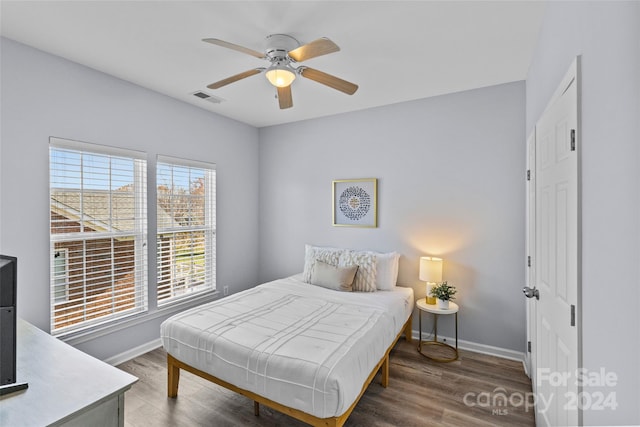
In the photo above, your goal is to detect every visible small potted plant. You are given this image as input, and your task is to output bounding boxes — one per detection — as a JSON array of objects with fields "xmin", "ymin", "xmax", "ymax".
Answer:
[{"xmin": 430, "ymin": 281, "xmax": 457, "ymax": 309}]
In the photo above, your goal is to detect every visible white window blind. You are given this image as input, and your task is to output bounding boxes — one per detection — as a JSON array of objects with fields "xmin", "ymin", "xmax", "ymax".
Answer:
[
  {"xmin": 49, "ymin": 137, "xmax": 148, "ymax": 335},
  {"xmin": 156, "ymin": 155, "xmax": 216, "ymax": 305}
]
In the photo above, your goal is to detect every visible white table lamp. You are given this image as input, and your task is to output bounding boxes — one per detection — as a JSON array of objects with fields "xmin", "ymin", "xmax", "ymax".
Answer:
[{"xmin": 420, "ymin": 256, "xmax": 443, "ymax": 305}]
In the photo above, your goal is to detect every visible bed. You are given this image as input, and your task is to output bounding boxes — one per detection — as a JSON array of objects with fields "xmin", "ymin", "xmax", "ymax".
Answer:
[{"xmin": 161, "ymin": 248, "xmax": 414, "ymax": 427}]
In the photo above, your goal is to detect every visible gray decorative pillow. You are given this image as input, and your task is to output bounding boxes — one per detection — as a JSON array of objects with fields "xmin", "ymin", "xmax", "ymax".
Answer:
[
  {"xmin": 340, "ymin": 250, "xmax": 377, "ymax": 292},
  {"xmin": 309, "ymin": 260, "xmax": 358, "ymax": 292},
  {"xmin": 303, "ymin": 244, "xmax": 344, "ymax": 283}
]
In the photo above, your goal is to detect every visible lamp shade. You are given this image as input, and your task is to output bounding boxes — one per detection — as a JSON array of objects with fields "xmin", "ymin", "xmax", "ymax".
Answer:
[
  {"xmin": 265, "ymin": 66, "xmax": 296, "ymax": 88},
  {"xmin": 419, "ymin": 256, "xmax": 443, "ymax": 282}
]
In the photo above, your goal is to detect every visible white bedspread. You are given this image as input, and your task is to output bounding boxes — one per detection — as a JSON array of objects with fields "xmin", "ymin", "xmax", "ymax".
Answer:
[{"xmin": 161, "ymin": 275, "xmax": 414, "ymax": 419}]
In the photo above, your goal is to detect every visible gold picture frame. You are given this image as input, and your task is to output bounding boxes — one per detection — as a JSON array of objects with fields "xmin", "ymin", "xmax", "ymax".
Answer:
[{"xmin": 332, "ymin": 178, "xmax": 378, "ymax": 227}]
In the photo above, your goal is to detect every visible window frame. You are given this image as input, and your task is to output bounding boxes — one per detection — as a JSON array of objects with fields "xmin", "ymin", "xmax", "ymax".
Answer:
[
  {"xmin": 156, "ymin": 155, "xmax": 216, "ymax": 306},
  {"xmin": 49, "ymin": 137, "xmax": 148, "ymax": 336}
]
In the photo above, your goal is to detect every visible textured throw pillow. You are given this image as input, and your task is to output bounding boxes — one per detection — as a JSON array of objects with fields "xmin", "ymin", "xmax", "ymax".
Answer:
[
  {"xmin": 302, "ymin": 244, "xmax": 344, "ymax": 283},
  {"xmin": 309, "ymin": 260, "xmax": 358, "ymax": 292},
  {"xmin": 374, "ymin": 252, "xmax": 400, "ymax": 291},
  {"xmin": 340, "ymin": 250, "xmax": 377, "ymax": 292}
]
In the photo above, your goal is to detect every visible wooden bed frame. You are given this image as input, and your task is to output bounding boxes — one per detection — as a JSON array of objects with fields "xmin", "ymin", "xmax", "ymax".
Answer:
[{"xmin": 167, "ymin": 316, "xmax": 412, "ymax": 427}]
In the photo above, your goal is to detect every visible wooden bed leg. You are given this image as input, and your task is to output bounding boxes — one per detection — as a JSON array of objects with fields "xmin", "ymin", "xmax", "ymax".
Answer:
[
  {"xmin": 167, "ymin": 355, "xmax": 180, "ymax": 398},
  {"xmin": 404, "ymin": 316, "xmax": 413, "ymax": 343},
  {"xmin": 254, "ymin": 401, "xmax": 260, "ymax": 416},
  {"xmin": 381, "ymin": 354, "xmax": 389, "ymax": 388}
]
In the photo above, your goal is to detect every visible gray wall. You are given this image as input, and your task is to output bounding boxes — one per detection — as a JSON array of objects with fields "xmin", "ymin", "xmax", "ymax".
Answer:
[
  {"xmin": 258, "ymin": 81, "xmax": 526, "ymax": 352},
  {"xmin": 0, "ymin": 37, "xmax": 260, "ymax": 360},
  {"xmin": 526, "ymin": 2, "xmax": 640, "ymax": 425}
]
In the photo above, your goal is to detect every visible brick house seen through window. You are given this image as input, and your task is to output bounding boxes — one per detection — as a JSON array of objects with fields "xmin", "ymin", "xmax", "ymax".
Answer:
[{"xmin": 50, "ymin": 190, "xmax": 177, "ymax": 331}]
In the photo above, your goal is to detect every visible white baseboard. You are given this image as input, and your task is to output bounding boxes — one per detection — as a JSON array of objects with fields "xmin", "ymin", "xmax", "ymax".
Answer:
[
  {"xmin": 411, "ymin": 330, "xmax": 525, "ymax": 363},
  {"xmin": 104, "ymin": 338, "xmax": 163, "ymax": 366}
]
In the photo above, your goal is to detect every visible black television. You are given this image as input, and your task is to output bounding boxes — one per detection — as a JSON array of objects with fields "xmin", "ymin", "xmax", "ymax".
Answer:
[{"xmin": 0, "ymin": 255, "xmax": 28, "ymax": 395}]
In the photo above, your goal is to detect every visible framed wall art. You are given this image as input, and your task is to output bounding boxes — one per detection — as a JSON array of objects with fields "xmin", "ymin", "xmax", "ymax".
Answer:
[{"xmin": 332, "ymin": 178, "xmax": 377, "ymax": 227}]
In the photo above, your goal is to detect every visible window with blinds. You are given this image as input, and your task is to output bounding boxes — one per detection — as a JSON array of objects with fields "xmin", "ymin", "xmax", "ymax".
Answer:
[
  {"xmin": 156, "ymin": 156, "xmax": 216, "ymax": 305},
  {"xmin": 49, "ymin": 137, "xmax": 148, "ymax": 335}
]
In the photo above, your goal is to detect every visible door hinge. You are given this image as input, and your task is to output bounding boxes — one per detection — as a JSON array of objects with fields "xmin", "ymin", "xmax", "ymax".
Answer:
[
  {"xmin": 526, "ymin": 169, "xmax": 530, "ymax": 181},
  {"xmin": 570, "ymin": 129, "xmax": 576, "ymax": 151},
  {"xmin": 527, "ymin": 256, "xmax": 531, "ymax": 267},
  {"xmin": 571, "ymin": 304, "xmax": 576, "ymax": 326},
  {"xmin": 527, "ymin": 341, "xmax": 531, "ymax": 353}
]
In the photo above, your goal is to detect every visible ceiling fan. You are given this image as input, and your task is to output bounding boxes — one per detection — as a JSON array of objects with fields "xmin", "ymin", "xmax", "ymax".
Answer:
[{"xmin": 203, "ymin": 34, "xmax": 359, "ymax": 109}]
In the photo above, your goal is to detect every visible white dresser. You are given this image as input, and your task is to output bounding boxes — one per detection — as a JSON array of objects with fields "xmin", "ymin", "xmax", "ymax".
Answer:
[{"xmin": 0, "ymin": 319, "xmax": 137, "ymax": 426}]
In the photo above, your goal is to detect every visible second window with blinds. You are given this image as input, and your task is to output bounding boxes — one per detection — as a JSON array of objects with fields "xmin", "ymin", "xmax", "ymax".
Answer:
[{"xmin": 156, "ymin": 156, "xmax": 216, "ymax": 305}]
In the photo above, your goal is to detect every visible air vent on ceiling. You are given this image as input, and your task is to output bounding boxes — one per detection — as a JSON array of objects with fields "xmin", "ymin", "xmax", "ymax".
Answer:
[{"xmin": 191, "ymin": 91, "xmax": 224, "ymax": 104}]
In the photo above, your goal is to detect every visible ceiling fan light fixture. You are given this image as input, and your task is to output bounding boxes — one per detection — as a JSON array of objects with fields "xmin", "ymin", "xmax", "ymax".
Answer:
[
  {"xmin": 265, "ymin": 66, "xmax": 296, "ymax": 88},
  {"xmin": 204, "ymin": 35, "xmax": 358, "ymax": 108}
]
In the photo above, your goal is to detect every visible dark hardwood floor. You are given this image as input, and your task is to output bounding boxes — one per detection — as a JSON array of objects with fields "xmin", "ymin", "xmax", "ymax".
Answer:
[{"xmin": 117, "ymin": 340, "xmax": 535, "ymax": 426}]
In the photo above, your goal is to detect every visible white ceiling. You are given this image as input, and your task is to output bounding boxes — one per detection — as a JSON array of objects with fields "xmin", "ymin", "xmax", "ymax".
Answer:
[{"xmin": 1, "ymin": 1, "xmax": 546, "ymax": 128}]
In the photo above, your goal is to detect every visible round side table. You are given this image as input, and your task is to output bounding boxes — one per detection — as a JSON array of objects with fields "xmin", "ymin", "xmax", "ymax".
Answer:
[{"xmin": 416, "ymin": 298, "xmax": 459, "ymax": 362}]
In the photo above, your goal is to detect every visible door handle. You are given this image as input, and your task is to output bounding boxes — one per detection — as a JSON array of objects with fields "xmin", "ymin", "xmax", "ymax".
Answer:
[{"xmin": 523, "ymin": 286, "xmax": 539, "ymax": 300}]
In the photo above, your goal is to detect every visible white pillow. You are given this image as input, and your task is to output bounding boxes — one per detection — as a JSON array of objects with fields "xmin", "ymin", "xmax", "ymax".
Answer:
[
  {"xmin": 303, "ymin": 244, "xmax": 344, "ymax": 283},
  {"xmin": 374, "ymin": 251, "xmax": 400, "ymax": 291},
  {"xmin": 309, "ymin": 260, "xmax": 358, "ymax": 292},
  {"xmin": 340, "ymin": 250, "xmax": 377, "ymax": 292}
]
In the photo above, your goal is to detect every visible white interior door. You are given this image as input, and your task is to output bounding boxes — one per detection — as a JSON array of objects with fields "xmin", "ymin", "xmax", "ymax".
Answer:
[
  {"xmin": 525, "ymin": 131, "xmax": 537, "ymax": 386},
  {"xmin": 533, "ymin": 59, "xmax": 580, "ymax": 426}
]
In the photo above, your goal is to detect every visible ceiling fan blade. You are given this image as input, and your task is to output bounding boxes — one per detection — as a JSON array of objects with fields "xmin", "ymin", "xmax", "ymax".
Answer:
[
  {"xmin": 288, "ymin": 38, "xmax": 340, "ymax": 62},
  {"xmin": 277, "ymin": 86, "xmax": 293, "ymax": 109},
  {"xmin": 207, "ymin": 68, "xmax": 264, "ymax": 89},
  {"xmin": 202, "ymin": 38, "xmax": 265, "ymax": 59},
  {"xmin": 299, "ymin": 67, "xmax": 358, "ymax": 95}
]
